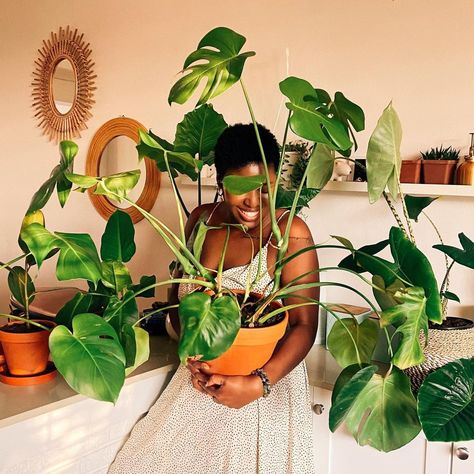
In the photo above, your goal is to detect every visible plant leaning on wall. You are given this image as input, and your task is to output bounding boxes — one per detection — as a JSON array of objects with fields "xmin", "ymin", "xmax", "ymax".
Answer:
[{"xmin": 320, "ymin": 105, "xmax": 474, "ymax": 450}]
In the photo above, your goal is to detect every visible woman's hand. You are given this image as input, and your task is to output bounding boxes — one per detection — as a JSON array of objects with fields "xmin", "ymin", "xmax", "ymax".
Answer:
[{"xmin": 186, "ymin": 359, "xmax": 211, "ymax": 395}]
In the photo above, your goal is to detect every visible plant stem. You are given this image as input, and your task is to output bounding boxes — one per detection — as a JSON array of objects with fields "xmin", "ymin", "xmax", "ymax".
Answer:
[
  {"xmin": 172, "ymin": 175, "xmax": 190, "ymax": 218},
  {"xmin": 132, "ymin": 303, "xmax": 179, "ymax": 327},
  {"xmin": 272, "ymin": 111, "xmax": 291, "ymax": 209},
  {"xmin": 164, "ymin": 152, "xmax": 186, "ymax": 244},
  {"xmin": 382, "ymin": 191, "xmax": 408, "ymax": 237},
  {"xmin": 396, "ymin": 179, "xmax": 416, "ymax": 244},
  {"xmin": 198, "ymin": 172, "xmax": 202, "ymax": 207},
  {"xmin": 0, "ymin": 253, "xmax": 30, "ymax": 272},
  {"xmin": 216, "ymin": 226, "xmax": 230, "ymax": 294},
  {"xmin": 0, "ymin": 313, "xmax": 50, "ymax": 331}
]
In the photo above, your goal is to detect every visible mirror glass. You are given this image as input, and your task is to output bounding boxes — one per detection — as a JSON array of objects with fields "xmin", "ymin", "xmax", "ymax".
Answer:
[
  {"xmin": 52, "ymin": 58, "xmax": 76, "ymax": 114},
  {"xmin": 99, "ymin": 136, "xmax": 146, "ymax": 208}
]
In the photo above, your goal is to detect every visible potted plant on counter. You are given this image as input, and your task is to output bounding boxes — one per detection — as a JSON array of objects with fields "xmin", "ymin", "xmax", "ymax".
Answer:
[{"xmin": 421, "ymin": 145, "xmax": 459, "ymax": 184}]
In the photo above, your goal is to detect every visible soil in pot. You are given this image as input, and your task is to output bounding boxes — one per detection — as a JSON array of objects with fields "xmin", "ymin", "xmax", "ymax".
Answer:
[{"xmin": 238, "ymin": 292, "xmax": 285, "ymax": 328}]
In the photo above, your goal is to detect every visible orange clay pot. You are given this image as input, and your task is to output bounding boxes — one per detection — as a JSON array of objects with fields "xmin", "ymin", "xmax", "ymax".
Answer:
[
  {"xmin": 206, "ymin": 291, "xmax": 289, "ymax": 376},
  {"xmin": 0, "ymin": 320, "xmax": 54, "ymax": 376}
]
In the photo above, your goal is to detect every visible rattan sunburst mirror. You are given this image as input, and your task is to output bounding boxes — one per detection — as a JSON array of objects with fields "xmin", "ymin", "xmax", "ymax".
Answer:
[{"xmin": 32, "ymin": 26, "xmax": 96, "ymax": 142}]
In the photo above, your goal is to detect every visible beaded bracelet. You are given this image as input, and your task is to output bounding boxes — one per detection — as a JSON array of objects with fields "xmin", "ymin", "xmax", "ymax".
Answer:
[{"xmin": 252, "ymin": 368, "xmax": 271, "ymax": 398}]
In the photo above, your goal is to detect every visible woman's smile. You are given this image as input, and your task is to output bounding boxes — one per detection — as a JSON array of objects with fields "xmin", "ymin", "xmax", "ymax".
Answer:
[{"xmin": 236, "ymin": 207, "xmax": 260, "ymax": 222}]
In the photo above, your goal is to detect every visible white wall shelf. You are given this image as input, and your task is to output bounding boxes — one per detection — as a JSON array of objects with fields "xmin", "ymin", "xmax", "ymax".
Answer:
[{"xmin": 324, "ymin": 181, "xmax": 474, "ymax": 197}]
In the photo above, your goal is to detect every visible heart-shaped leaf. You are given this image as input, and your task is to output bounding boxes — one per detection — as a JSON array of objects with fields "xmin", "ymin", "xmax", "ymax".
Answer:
[
  {"xmin": 306, "ymin": 144, "xmax": 336, "ymax": 189},
  {"xmin": 279, "ymin": 77, "xmax": 352, "ymax": 151},
  {"xmin": 56, "ymin": 291, "xmax": 103, "ymax": 329},
  {"xmin": 434, "ymin": 233, "xmax": 474, "ymax": 269},
  {"xmin": 125, "ymin": 327, "xmax": 150, "ymax": 376},
  {"xmin": 178, "ymin": 292, "xmax": 240, "ymax": 363},
  {"xmin": 8, "ymin": 266, "xmax": 35, "ymax": 308},
  {"xmin": 100, "ymin": 210, "xmax": 136, "ymax": 263},
  {"xmin": 49, "ymin": 313, "xmax": 126, "ymax": 403},
  {"xmin": 405, "ymin": 195, "xmax": 438, "ymax": 222},
  {"xmin": 418, "ymin": 358, "xmax": 474, "ymax": 442},
  {"xmin": 168, "ymin": 27, "xmax": 255, "ymax": 106},
  {"xmin": 223, "ymin": 174, "xmax": 266, "ymax": 195},
  {"xmin": 327, "ymin": 318, "xmax": 378, "ymax": 368},
  {"xmin": 366, "ymin": 103, "xmax": 402, "ymax": 203}
]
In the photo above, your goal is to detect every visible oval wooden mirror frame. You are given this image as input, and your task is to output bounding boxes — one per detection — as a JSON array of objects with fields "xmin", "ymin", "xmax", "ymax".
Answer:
[
  {"xmin": 86, "ymin": 117, "xmax": 161, "ymax": 224},
  {"xmin": 32, "ymin": 26, "xmax": 96, "ymax": 142}
]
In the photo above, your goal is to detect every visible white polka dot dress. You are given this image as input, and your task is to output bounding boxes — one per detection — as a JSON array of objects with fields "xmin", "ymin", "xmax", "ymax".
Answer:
[{"xmin": 109, "ymin": 243, "xmax": 315, "ymax": 474}]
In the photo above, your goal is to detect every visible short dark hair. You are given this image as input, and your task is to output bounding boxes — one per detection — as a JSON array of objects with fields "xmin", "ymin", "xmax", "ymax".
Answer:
[{"xmin": 214, "ymin": 123, "xmax": 280, "ymax": 182}]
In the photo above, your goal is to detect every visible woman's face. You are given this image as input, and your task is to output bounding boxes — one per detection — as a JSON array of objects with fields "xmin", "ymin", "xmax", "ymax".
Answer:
[{"xmin": 222, "ymin": 163, "xmax": 276, "ymax": 231}]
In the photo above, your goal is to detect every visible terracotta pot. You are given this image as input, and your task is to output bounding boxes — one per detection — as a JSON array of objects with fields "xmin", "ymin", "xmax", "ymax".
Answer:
[
  {"xmin": 206, "ymin": 291, "xmax": 289, "ymax": 376},
  {"xmin": 0, "ymin": 320, "xmax": 54, "ymax": 376},
  {"xmin": 400, "ymin": 160, "xmax": 421, "ymax": 183},
  {"xmin": 422, "ymin": 160, "xmax": 457, "ymax": 184}
]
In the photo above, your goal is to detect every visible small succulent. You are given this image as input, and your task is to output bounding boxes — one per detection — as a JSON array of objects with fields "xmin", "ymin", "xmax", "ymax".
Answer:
[{"xmin": 421, "ymin": 145, "xmax": 460, "ymax": 161}]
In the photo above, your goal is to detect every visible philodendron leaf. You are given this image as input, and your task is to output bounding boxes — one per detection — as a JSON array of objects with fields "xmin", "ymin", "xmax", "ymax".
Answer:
[
  {"xmin": 306, "ymin": 144, "xmax": 335, "ymax": 189},
  {"xmin": 366, "ymin": 103, "xmax": 402, "ymax": 203},
  {"xmin": 223, "ymin": 174, "xmax": 266, "ymax": 195},
  {"xmin": 18, "ymin": 210, "xmax": 45, "ymax": 255},
  {"xmin": 125, "ymin": 327, "xmax": 150, "ymax": 376},
  {"xmin": 103, "ymin": 292, "xmax": 139, "ymax": 336},
  {"xmin": 327, "ymin": 318, "xmax": 378, "ymax": 368},
  {"xmin": 65, "ymin": 172, "xmax": 99, "ymax": 189},
  {"xmin": 405, "ymin": 195, "xmax": 438, "ymax": 222},
  {"xmin": 372, "ymin": 275, "xmax": 406, "ymax": 311},
  {"xmin": 380, "ymin": 286, "xmax": 428, "ymax": 369},
  {"xmin": 418, "ymin": 358, "xmax": 474, "ymax": 442},
  {"xmin": 178, "ymin": 292, "xmax": 240, "ymax": 363},
  {"xmin": 434, "ymin": 232, "xmax": 474, "ymax": 269},
  {"xmin": 390, "ymin": 226, "xmax": 442, "ymax": 323},
  {"xmin": 130, "ymin": 275, "xmax": 157, "ymax": 298},
  {"xmin": 121, "ymin": 322, "xmax": 137, "ymax": 368},
  {"xmin": 55, "ymin": 292, "xmax": 103, "ymax": 329},
  {"xmin": 192, "ymin": 221, "xmax": 221, "ymax": 262},
  {"xmin": 8, "ymin": 266, "xmax": 35, "ymax": 307},
  {"xmin": 275, "ymin": 186, "xmax": 319, "ymax": 211},
  {"xmin": 279, "ymin": 77, "xmax": 352, "ymax": 151},
  {"xmin": 101, "ymin": 261, "xmax": 132, "ymax": 294},
  {"xmin": 441, "ymin": 290, "xmax": 460, "ymax": 302},
  {"xmin": 49, "ymin": 313, "xmax": 126, "ymax": 403},
  {"xmin": 95, "ymin": 170, "xmax": 141, "ymax": 203},
  {"xmin": 101, "ymin": 210, "xmax": 136, "ymax": 263},
  {"xmin": 168, "ymin": 27, "xmax": 255, "ymax": 106},
  {"xmin": 59, "ymin": 140, "xmax": 79, "ymax": 166},
  {"xmin": 27, "ymin": 166, "xmax": 61, "ymax": 214},
  {"xmin": 333, "ymin": 367, "xmax": 420, "ymax": 452},
  {"xmin": 174, "ymin": 104, "xmax": 228, "ymax": 164},
  {"xmin": 137, "ymin": 129, "xmax": 201, "ymax": 180}
]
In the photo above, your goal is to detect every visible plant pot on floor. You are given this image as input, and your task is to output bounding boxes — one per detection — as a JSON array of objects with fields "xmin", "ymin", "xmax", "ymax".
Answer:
[
  {"xmin": 422, "ymin": 160, "xmax": 457, "ymax": 184},
  {"xmin": 400, "ymin": 160, "xmax": 421, "ymax": 183},
  {"xmin": 404, "ymin": 316, "xmax": 474, "ymax": 391},
  {"xmin": 0, "ymin": 319, "xmax": 55, "ymax": 382}
]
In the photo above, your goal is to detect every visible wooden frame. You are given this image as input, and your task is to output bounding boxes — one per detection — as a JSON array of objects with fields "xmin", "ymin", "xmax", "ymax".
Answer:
[
  {"xmin": 86, "ymin": 117, "xmax": 161, "ymax": 223},
  {"xmin": 32, "ymin": 26, "xmax": 96, "ymax": 142}
]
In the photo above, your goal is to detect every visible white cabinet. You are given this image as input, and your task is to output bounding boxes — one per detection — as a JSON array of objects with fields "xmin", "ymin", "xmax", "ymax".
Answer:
[{"xmin": 311, "ymin": 386, "xmax": 473, "ymax": 474}]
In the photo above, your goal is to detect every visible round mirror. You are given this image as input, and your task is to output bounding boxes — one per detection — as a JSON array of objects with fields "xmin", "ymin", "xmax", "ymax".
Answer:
[
  {"xmin": 52, "ymin": 58, "xmax": 76, "ymax": 115},
  {"xmin": 99, "ymin": 135, "xmax": 146, "ymax": 208},
  {"xmin": 86, "ymin": 117, "xmax": 160, "ymax": 223}
]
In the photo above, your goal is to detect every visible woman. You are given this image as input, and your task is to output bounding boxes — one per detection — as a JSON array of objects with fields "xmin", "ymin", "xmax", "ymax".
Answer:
[{"xmin": 109, "ymin": 123, "xmax": 319, "ymax": 474}]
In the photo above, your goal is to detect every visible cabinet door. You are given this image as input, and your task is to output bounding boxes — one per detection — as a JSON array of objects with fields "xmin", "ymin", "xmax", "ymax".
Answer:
[{"xmin": 451, "ymin": 441, "xmax": 474, "ymax": 474}]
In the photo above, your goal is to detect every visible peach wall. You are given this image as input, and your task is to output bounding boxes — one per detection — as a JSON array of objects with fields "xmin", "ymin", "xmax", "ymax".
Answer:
[{"xmin": 0, "ymin": 0, "xmax": 473, "ymax": 317}]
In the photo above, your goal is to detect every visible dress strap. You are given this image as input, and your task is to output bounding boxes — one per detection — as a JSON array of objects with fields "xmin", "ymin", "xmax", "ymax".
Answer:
[{"xmin": 205, "ymin": 201, "xmax": 222, "ymax": 225}]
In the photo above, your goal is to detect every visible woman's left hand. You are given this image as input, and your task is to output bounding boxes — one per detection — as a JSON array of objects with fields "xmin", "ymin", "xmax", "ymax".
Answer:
[{"xmin": 198, "ymin": 373, "xmax": 264, "ymax": 409}]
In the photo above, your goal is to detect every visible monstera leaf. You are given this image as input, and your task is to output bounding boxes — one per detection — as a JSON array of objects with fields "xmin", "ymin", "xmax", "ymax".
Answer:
[
  {"xmin": 174, "ymin": 104, "xmax": 228, "ymax": 164},
  {"xmin": 330, "ymin": 365, "xmax": 420, "ymax": 452},
  {"xmin": 137, "ymin": 130, "xmax": 202, "ymax": 180},
  {"xmin": 49, "ymin": 313, "xmax": 126, "ymax": 403},
  {"xmin": 434, "ymin": 233, "xmax": 474, "ymax": 269},
  {"xmin": 380, "ymin": 286, "xmax": 428, "ymax": 369},
  {"xmin": 55, "ymin": 292, "xmax": 104, "ymax": 329},
  {"xmin": 418, "ymin": 358, "xmax": 474, "ymax": 442},
  {"xmin": 279, "ymin": 77, "xmax": 352, "ymax": 151},
  {"xmin": 306, "ymin": 144, "xmax": 336, "ymax": 189},
  {"xmin": 100, "ymin": 210, "xmax": 136, "ymax": 263},
  {"xmin": 168, "ymin": 27, "xmax": 255, "ymax": 106},
  {"xmin": 178, "ymin": 292, "xmax": 240, "ymax": 363},
  {"xmin": 366, "ymin": 103, "xmax": 402, "ymax": 203},
  {"xmin": 327, "ymin": 318, "xmax": 379, "ymax": 368}
]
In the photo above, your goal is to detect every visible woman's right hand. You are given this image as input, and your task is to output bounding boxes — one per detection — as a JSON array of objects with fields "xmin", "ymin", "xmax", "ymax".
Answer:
[{"xmin": 186, "ymin": 359, "xmax": 212, "ymax": 395}]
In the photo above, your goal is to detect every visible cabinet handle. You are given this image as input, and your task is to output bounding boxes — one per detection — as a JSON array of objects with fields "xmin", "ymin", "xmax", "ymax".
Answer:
[
  {"xmin": 312, "ymin": 403, "xmax": 324, "ymax": 415},
  {"xmin": 455, "ymin": 447, "xmax": 469, "ymax": 460}
]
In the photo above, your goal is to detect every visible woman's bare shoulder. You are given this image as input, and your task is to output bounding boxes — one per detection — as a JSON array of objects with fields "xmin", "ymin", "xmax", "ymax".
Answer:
[{"xmin": 278, "ymin": 212, "xmax": 314, "ymax": 244}]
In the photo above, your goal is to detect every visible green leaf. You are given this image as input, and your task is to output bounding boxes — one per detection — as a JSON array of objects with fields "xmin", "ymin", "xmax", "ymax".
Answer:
[
  {"xmin": 275, "ymin": 186, "xmax": 319, "ymax": 210},
  {"xmin": 337, "ymin": 367, "xmax": 421, "ymax": 452},
  {"xmin": 418, "ymin": 358, "xmax": 474, "ymax": 442},
  {"xmin": 331, "ymin": 235, "xmax": 355, "ymax": 251},
  {"xmin": 329, "ymin": 364, "xmax": 377, "ymax": 430},
  {"xmin": 390, "ymin": 227, "xmax": 442, "ymax": 323},
  {"xmin": 192, "ymin": 221, "xmax": 220, "ymax": 262},
  {"xmin": 441, "ymin": 290, "xmax": 460, "ymax": 303},
  {"xmin": 434, "ymin": 232, "xmax": 474, "ymax": 269},
  {"xmin": 130, "ymin": 275, "xmax": 157, "ymax": 298},
  {"xmin": 101, "ymin": 261, "xmax": 132, "ymax": 294},
  {"xmin": 20, "ymin": 223, "xmax": 60, "ymax": 268},
  {"xmin": 137, "ymin": 130, "xmax": 201, "ymax": 180},
  {"xmin": 380, "ymin": 286, "xmax": 428, "ymax": 369},
  {"xmin": 101, "ymin": 210, "xmax": 136, "ymax": 263},
  {"xmin": 168, "ymin": 27, "xmax": 255, "ymax": 106},
  {"xmin": 27, "ymin": 166, "xmax": 61, "ymax": 214},
  {"xmin": 125, "ymin": 327, "xmax": 150, "ymax": 376},
  {"xmin": 95, "ymin": 170, "xmax": 141, "ymax": 203},
  {"xmin": 18, "ymin": 210, "xmax": 45, "ymax": 255},
  {"xmin": 103, "ymin": 292, "xmax": 139, "ymax": 335},
  {"xmin": 279, "ymin": 77, "xmax": 352, "ymax": 151},
  {"xmin": 306, "ymin": 144, "xmax": 336, "ymax": 189},
  {"xmin": 8, "ymin": 266, "xmax": 35, "ymax": 307},
  {"xmin": 174, "ymin": 104, "xmax": 228, "ymax": 163},
  {"xmin": 223, "ymin": 174, "xmax": 265, "ymax": 195},
  {"xmin": 366, "ymin": 103, "xmax": 402, "ymax": 203},
  {"xmin": 327, "ymin": 318, "xmax": 378, "ymax": 368},
  {"xmin": 49, "ymin": 313, "xmax": 126, "ymax": 403},
  {"xmin": 65, "ymin": 172, "xmax": 99, "ymax": 189},
  {"xmin": 178, "ymin": 292, "xmax": 240, "ymax": 363},
  {"xmin": 372, "ymin": 275, "xmax": 406, "ymax": 311},
  {"xmin": 56, "ymin": 171, "xmax": 73, "ymax": 208},
  {"xmin": 405, "ymin": 195, "xmax": 438, "ymax": 222},
  {"xmin": 59, "ymin": 140, "xmax": 79, "ymax": 166},
  {"xmin": 121, "ymin": 322, "xmax": 137, "ymax": 367},
  {"xmin": 55, "ymin": 292, "xmax": 103, "ymax": 329}
]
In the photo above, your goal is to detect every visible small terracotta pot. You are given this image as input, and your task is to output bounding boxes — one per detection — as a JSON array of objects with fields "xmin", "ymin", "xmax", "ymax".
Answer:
[
  {"xmin": 0, "ymin": 320, "xmax": 54, "ymax": 376},
  {"xmin": 400, "ymin": 160, "xmax": 421, "ymax": 183},
  {"xmin": 206, "ymin": 291, "xmax": 289, "ymax": 376},
  {"xmin": 422, "ymin": 160, "xmax": 457, "ymax": 184}
]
